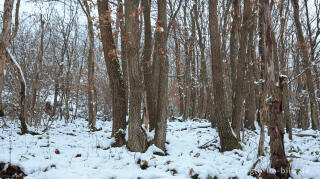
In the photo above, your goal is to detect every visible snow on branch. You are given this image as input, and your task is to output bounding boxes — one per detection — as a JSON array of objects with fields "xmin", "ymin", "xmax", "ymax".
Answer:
[{"xmin": 6, "ymin": 48, "xmax": 27, "ymax": 90}]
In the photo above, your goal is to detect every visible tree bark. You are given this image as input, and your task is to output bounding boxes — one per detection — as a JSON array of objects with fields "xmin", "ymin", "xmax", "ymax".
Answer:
[
  {"xmin": 232, "ymin": 0, "xmax": 249, "ymax": 139},
  {"xmin": 0, "ymin": 0, "xmax": 18, "ymax": 117},
  {"xmin": 262, "ymin": 0, "xmax": 289, "ymax": 177},
  {"xmin": 292, "ymin": 0, "xmax": 319, "ymax": 130},
  {"xmin": 152, "ymin": 0, "xmax": 170, "ymax": 151},
  {"xmin": 97, "ymin": 0, "xmax": 127, "ymax": 146},
  {"xmin": 142, "ymin": 0, "xmax": 153, "ymax": 130},
  {"xmin": 209, "ymin": 0, "xmax": 240, "ymax": 152},
  {"xmin": 117, "ymin": 0, "xmax": 128, "ymax": 116},
  {"xmin": 125, "ymin": 0, "xmax": 148, "ymax": 152}
]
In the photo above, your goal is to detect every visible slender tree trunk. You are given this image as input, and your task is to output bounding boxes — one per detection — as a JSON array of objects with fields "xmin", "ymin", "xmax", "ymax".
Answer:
[
  {"xmin": 173, "ymin": 23, "xmax": 184, "ymax": 116},
  {"xmin": 182, "ymin": 1, "xmax": 191, "ymax": 120},
  {"xmin": 194, "ymin": 2, "xmax": 207, "ymax": 118},
  {"xmin": 78, "ymin": 0, "xmax": 96, "ymax": 129},
  {"xmin": 142, "ymin": 0, "xmax": 153, "ymax": 130},
  {"xmin": 292, "ymin": 0, "xmax": 319, "ymax": 130},
  {"xmin": 117, "ymin": 0, "xmax": 128, "ymax": 116},
  {"xmin": 190, "ymin": 9, "xmax": 197, "ymax": 118},
  {"xmin": 279, "ymin": 0, "xmax": 292, "ymax": 139},
  {"xmin": 244, "ymin": 5, "xmax": 257, "ymax": 130},
  {"xmin": 30, "ymin": 15, "xmax": 45, "ymax": 125},
  {"xmin": 229, "ymin": 0, "xmax": 239, "ymax": 100},
  {"xmin": 6, "ymin": 49, "xmax": 28, "ymax": 134},
  {"xmin": 97, "ymin": 0, "xmax": 127, "ymax": 146}
]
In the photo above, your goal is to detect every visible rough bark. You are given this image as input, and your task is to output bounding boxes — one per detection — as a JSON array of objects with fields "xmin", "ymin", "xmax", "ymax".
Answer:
[
  {"xmin": 0, "ymin": 0, "xmax": 17, "ymax": 117},
  {"xmin": 262, "ymin": 0, "xmax": 289, "ymax": 177},
  {"xmin": 209, "ymin": 0, "xmax": 240, "ymax": 152},
  {"xmin": 125, "ymin": 0, "xmax": 148, "ymax": 152},
  {"xmin": 97, "ymin": 0, "xmax": 127, "ymax": 146},
  {"xmin": 231, "ymin": 0, "xmax": 249, "ymax": 139},
  {"xmin": 153, "ymin": 0, "xmax": 169, "ymax": 151},
  {"xmin": 244, "ymin": 5, "xmax": 257, "ymax": 130}
]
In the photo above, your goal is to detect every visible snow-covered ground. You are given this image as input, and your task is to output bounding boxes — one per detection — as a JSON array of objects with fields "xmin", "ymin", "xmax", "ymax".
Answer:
[{"xmin": 0, "ymin": 118, "xmax": 320, "ymax": 179}]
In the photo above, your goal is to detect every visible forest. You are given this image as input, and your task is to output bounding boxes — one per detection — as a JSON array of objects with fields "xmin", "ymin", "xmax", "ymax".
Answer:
[{"xmin": 0, "ymin": 0, "xmax": 320, "ymax": 178}]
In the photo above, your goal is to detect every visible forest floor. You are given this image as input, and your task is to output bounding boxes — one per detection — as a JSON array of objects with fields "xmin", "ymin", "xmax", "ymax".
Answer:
[{"xmin": 0, "ymin": 118, "xmax": 320, "ymax": 179}]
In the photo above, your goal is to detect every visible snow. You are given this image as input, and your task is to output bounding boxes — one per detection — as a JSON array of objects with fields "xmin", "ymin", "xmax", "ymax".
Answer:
[
  {"xmin": 0, "ymin": 118, "xmax": 320, "ymax": 179},
  {"xmin": 6, "ymin": 48, "xmax": 26, "ymax": 89}
]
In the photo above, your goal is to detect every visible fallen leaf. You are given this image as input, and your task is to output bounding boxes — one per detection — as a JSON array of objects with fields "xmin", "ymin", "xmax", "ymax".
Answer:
[{"xmin": 55, "ymin": 149, "xmax": 60, "ymax": 154}]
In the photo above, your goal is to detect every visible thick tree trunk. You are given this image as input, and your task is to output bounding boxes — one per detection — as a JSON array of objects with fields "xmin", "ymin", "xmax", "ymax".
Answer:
[
  {"xmin": 262, "ymin": 0, "xmax": 289, "ymax": 177},
  {"xmin": 125, "ymin": 0, "xmax": 148, "ymax": 152},
  {"xmin": 0, "ymin": 0, "xmax": 16, "ymax": 117},
  {"xmin": 97, "ymin": 0, "xmax": 127, "ymax": 146},
  {"xmin": 209, "ymin": 0, "xmax": 240, "ymax": 152},
  {"xmin": 232, "ymin": 0, "xmax": 249, "ymax": 139}
]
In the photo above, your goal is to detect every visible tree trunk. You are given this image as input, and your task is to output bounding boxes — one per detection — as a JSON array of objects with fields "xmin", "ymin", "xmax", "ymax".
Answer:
[
  {"xmin": 279, "ymin": 0, "xmax": 292, "ymax": 139},
  {"xmin": 232, "ymin": 0, "xmax": 249, "ymax": 139},
  {"xmin": 182, "ymin": 1, "xmax": 191, "ymax": 120},
  {"xmin": 6, "ymin": 49, "xmax": 28, "ymax": 134},
  {"xmin": 292, "ymin": 0, "xmax": 319, "ymax": 130},
  {"xmin": 30, "ymin": 15, "xmax": 45, "ymax": 126},
  {"xmin": 262, "ymin": 0, "xmax": 289, "ymax": 177},
  {"xmin": 173, "ymin": 22, "xmax": 184, "ymax": 116},
  {"xmin": 97, "ymin": 0, "xmax": 127, "ymax": 146},
  {"xmin": 78, "ymin": 0, "xmax": 96, "ymax": 129},
  {"xmin": 194, "ymin": 2, "xmax": 207, "ymax": 118},
  {"xmin": 125, "ymin": 0, "xmax": 148, "ymax": 152},
  {"xmin": 0, "ymin": 0, "xmax": 17, "ymax": 118},
  {"xmin": 142, "ymin": 0, "xmax": 153, "ymax": 130},
  {"xmin": 209, "ymin": 0, "xmax": 240, "ymax": 152},
  {"xmin": 117, "ymin": 0, "xmax": 128, "ymax": 117},
  {"xmin": 152, "ymin": 0, "xmax": 170, "ymax": 151}
]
